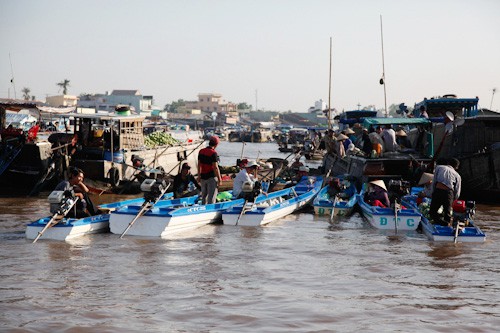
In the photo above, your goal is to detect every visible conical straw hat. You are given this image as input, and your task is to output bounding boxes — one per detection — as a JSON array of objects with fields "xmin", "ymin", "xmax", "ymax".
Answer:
[
  {"xmin": 418, "ymin": 172, "xmax": 434, "ymax": 186},
  {"xmin": 369, "ymin": 179, "xmax": 387, "ymax": 191},
  {"xmin": 396, "ymin": 129, "xmax": 407, "ymax": 137},
  {"xmin": 345, "ymin": 128, "xmax": 355, "ymax": 135},
  {"xmin": 336, "ymin": 133, "xmax": 349, "ymax": 141}
]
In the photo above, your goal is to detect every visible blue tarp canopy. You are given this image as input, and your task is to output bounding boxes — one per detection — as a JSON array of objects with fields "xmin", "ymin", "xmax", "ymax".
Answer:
[{"xmin": 363, "ymin": 117, "xmax": 431, "ymax": 128}]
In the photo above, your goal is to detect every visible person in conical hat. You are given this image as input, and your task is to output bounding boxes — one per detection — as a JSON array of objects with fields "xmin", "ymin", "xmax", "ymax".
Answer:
[
  {"xmin": 417, "ymin": 172, "xmax": 434, "ymax": 203},
  {"xmin": 365, "ymin": 179, "xmax": 390, "ymax": 207},
  {"xmin": 344, "ymin": 128, "xmax": 355, "ymax": 135},
  {"xmin": 418, "ymin": 172, "xmax": 433, "ymax": 186}
]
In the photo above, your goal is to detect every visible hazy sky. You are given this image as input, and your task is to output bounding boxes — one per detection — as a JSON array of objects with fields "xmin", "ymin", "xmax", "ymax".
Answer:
[{"xmin": 1, "ymin": 0, "xmax": 499, "ymax": 112}]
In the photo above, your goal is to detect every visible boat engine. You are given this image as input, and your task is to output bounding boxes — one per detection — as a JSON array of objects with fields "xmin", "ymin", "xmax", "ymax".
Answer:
[
  {"xmin": 452, "ymin": 200, "xmax": 475, "ymax": 226},
  {"xmin": 241, "ymin": 180, "xmax": 262, "ymax": 202},
  {"xmin": 140, "ymin": 178, "xmax": 168, "ymax": 203},
  {"xmin": 387, "ymin": 179, "xmax": 411, "ymax": 203},
  {"xmin": 48, "ymin": 190, "xmax": 77, "ymax": 215}
]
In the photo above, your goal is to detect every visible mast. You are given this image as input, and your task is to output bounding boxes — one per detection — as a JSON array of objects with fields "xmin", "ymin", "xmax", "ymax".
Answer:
[
  {"xmin": 9, "ymin": 53, "xmax": 17, "ymax": 99},
  {"xmin": 328, "ymin": 37, "xmax": 333, "ymax": 129},
  {"xmin": 380, "ymin": 15, "xmax": 388, "ymax": 117}
]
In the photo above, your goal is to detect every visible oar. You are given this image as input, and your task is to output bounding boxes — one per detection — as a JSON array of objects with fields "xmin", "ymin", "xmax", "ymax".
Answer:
[
  {"xmin": 33, "ymin": 197, "xmax": 78, "ymax": 243},
  {"xmin": 329, "ymin": 195, "xmax": 339, "ymax": 222},
  {"xmin": 394, "ymin": 200, "xmax": 399, "ymax": 234},
  {"xmin": 235, "ymin": 200, "xmax": 249, "ymax": 226},
  {"xmin": 119, "ymin": 182, "xmax": 171, "ymax": 239}
]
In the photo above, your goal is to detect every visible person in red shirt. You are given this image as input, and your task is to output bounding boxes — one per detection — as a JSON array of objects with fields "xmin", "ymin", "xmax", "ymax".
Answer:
[{"xmin": 197, "ymin": 135, "xmax": 222, "ymax": 204}]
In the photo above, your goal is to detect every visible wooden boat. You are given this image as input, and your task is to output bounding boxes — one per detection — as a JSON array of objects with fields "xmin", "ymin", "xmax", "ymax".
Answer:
[
  {"xmin": 109, "ymin": 193, "xmax": 243, "ymax": 238},
  {"xmin": 313, "ymin": 182, "xmax": 358, "ymax": 217},
  {"xmin": 402, "ymin": 190, "xmax": 486, "ymax": 242},
  {"xmin": 358, "ymin": 189, "xmax": 421, "ymax": 231},
  {"xmin": 25, "ymin": 192, "xmax": 175, "ymax": 241},
  {"xmin": 222, "ymin": 176, "xmax": 323, "ymax": 226}
]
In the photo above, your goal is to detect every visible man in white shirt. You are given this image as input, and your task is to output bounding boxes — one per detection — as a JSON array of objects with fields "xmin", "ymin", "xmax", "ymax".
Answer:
[
  {"xmin": 233, "ymin": 160, "xmax": 259, "ymax": 198},
  {"xmin": 429, "ymin": 158, "xmax": 462, "ymax": 226},
  {"xmin": 381, "ymin": 124, "xmax": 397, "ymax": 152}
]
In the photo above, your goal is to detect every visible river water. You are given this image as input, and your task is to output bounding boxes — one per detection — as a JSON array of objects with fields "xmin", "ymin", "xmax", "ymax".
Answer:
[{"xmin": 1, "ymin": 141, "xmax": 499, "ymax": 332}]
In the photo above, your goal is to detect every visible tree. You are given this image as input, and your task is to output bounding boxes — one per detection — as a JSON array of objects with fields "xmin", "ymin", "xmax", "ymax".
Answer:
[
  {"xmin": 237, "ymin": 102, "xmax": 252, "ymax": 110},
  {"xmin": 164, "ymin": 99, "xmax": 185, "ymax": 113},
  {"xmin": 22, "ymin": 87, "xmax": 31, "ymax": 100},
  {"xmin": 57, "ymin": 79, "xmax": 70, "ymax": 95}
]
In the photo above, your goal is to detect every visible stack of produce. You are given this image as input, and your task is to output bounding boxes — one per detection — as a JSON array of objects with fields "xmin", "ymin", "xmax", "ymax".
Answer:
[{"xmin": 144, "ymin": 131, "xmax": 179, "ymax": 147}]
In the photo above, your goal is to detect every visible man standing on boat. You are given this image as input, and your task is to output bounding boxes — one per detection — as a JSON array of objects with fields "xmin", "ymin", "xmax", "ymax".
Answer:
[
  {"xmin": 429, "ymin": 158, "xmax": 461, "ymax": 226},
  {"xmin": 197, "ymin": 135, "xmax": 222, "ymax": 204},
  {"xmin": 381, "ymin": 124, "xmax": 397, "ymax": 152}
]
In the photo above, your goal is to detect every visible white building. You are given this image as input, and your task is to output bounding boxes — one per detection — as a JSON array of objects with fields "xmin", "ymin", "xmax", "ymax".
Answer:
[{"xmin": 308, "ymin": 99, "xmax": 328, "ymax": 113}]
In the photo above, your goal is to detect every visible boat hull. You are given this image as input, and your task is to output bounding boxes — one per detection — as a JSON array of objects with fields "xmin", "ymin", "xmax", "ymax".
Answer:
[
  {"xmin": 312, "ymin": 185, "xmax": 358, "ymax": 217},
  {"xmin": 109, "ymin": 211, "xmax": 221, "ymax": 237},
  {"xmin": 358, "ymin": 195, "xmax": 421, "ymax": 231},
  {"xmin": 223, "ymin": 176, "xmax": 323, "ymax": 226},
  {"xmin": 26, "ymin": 214, "xmax": 110, "ymax": 241}
]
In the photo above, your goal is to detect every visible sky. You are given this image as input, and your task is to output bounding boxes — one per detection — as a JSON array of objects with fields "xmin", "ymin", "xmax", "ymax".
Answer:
[{"xmin": 1, "ymin": 0, "xmax": 499, "ymax": 113}]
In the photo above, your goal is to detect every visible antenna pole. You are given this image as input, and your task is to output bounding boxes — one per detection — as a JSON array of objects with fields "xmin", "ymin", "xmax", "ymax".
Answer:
[
  {"xmin": 9, "ymin": 53, "xmax": 17, "ymax": 99},
  {"xmin": 328, "ymin": 37, "xmax": 333, "ymax": 129},
  {"xmin": 491, "ymin": 88, "xmax": 497, "ymax": 110},
  {"xmin": 380, "ymin": 15, "xmax": 388, "ymax": 117}
]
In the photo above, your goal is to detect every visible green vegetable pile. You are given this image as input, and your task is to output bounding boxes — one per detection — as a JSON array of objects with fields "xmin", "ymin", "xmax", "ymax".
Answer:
[{"xmin": 144, "ymin": 131, "xmax": 179, "ymax": 147}]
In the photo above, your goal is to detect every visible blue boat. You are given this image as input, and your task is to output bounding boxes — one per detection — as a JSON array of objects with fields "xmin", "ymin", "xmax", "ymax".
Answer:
[
  {"xmin": 402, "ymin": 189, "xmax": 486, "ymax": 243},
  {"xmin": 109, "ymin": 192, "xmax": 243, "ymax": 237},
  {"xmin": 26, "ymin": 192, "xmax": 175, "ymax": 241},
  {"xmin": 313, "ymin": 178, "xmax": 358, "ymax": 217},
  {"xmin": 222, "ymin": 176, "xmax": 323, "ymax": 226},
  {"xmin": 358, "ymin": 188, "xmax": 421, "ymax": 231}
]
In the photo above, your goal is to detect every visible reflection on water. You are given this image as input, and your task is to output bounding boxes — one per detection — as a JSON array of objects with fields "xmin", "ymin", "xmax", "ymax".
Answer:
[{"xmin": 0, "ymin": 142, "xmax": 499, "ymax": 332}]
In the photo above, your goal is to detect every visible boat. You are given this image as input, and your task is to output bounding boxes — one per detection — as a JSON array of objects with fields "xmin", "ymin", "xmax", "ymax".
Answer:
[
  {"xmin": 358, "ymin": 185, "xmax": 421, "ymax": 231},
  {"xmin": 402, "ymin": 189, "xmax": 486, "ymax": 242},
  {"xmin": 313, "ymin": 178, "xmax": 358, "ymax": 217},
  {"xmin": 413, "ymin": 95, "xmax": 500, "ymax": 203},
  {"xmin": 0, "ymin": 99, "xmax": 71, "ymax": 195},
  {"xmin": 26, "ymin": 214, "xmax": 110, "ymax": 241},
  {"xmin": 67, "ymin": 113, "xmax": 205, "ymax": 189},
  {"xmin": 109, "ymin": 193, "xmax": 243, "ymax": 238},
  {"xmin": 25, "ymin": 191, "xmax": 175, "ymax": 241},
  {"xmin": 222, "ymin": 176, "xmax": 323, "ymax": 226}
]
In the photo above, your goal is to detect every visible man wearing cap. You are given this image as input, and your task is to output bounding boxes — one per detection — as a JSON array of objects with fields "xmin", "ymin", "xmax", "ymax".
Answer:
[
  {"xmin": 173, "ymin": 163, "xmax": 201, "ymax": 198},
  {"xmin": 429, "ymin": 158, "xmax": 461, "ymax": 226},
  {"xmin": 197, "ymin": 135, "xmax": 222, "ymax": 204},
  {"xmin": 233, "ymin": 160, "xmax": 258, "ymax": 198}
]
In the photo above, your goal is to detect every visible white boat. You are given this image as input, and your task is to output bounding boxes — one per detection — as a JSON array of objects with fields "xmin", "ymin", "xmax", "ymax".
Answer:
[
  {"xmin": 358, "ymin": 190, "xmax": 421, "ymax": 231},
  {"xmin": 403, "ymin": 190, "xmax": 486, "ymax": 242},
  {"xmin": 26, "ymin": 214, "xmax": 110, "ymax": 241},
  {"xmin": 109, "ymin": 193, "xmax": 243, "ymax": 238},
  {"xmin": 26, "ymin": 192, "xmax": 174, "ymax": 241},
  {"xmin": 222, "ymin": 176, "xmax": 323, "ymax": 227}
]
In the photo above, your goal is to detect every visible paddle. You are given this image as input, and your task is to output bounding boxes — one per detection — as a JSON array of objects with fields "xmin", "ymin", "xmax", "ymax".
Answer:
[
  {"xmin": 235, "ymin": 200, "xmax": 249, "ymax": 226},
  {"xmin": 33, "ymin": 195, "xmax": 78, "ymax": 243},
  {"xmin": 394, "ymin": 199, "xmax": 399, "ymax": 234},
  {"xmin": 329, "ymin": 194, "xmax": 339, "ymax": 222},
  {"xmin": 453, "ymin": 219, "xmax": 460, "ymax": 243},
  {"xmin": 119, "ymin": 182, "xmax": 171, "ymax": 239}
]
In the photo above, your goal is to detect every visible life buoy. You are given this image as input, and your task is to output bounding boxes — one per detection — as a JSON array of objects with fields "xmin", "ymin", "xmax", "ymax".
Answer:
[{"xmin": 108, "ymin": 167, "xmax": 120, "ymax": 187}]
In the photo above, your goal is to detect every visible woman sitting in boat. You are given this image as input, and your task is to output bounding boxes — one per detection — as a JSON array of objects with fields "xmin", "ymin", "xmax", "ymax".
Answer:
[
  {"xmin": 233, "ymin": 160, "xmax": 259, "ymax": 198},
  {"xmin": 54, "ymin": 167, "xmax": 98, "ymax": 218},
  {"xmin": 364, "ymin": 180, "xmax": 390, "ymax": 208},
  {"xmin": 173, "ymin": 163, "xmax": 201, "ymax": 198}
]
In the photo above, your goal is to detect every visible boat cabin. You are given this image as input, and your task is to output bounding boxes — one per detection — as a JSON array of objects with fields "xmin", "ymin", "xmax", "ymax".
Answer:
[{"xmin": 413, "ymin": 95, "xmax": 479, "ymax": 119}]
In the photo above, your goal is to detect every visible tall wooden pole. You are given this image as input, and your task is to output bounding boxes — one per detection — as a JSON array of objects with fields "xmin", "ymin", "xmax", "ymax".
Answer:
[
  {"xmin": 380, "ymin": 15, "xmax": 388, "ymax": 117},
  {"xmin": 328, "ymin": 37, "xmax": 333, "ymax": 129}
]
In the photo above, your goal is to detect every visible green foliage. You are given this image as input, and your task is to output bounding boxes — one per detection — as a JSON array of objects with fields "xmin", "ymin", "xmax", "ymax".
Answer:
[
  {"xmin": 22, "ymin": 87, "xmax": 30, "ymax": 100},
  {"xmin": 144, "ymin": 131, "xmax": 179, "ymax": 147},
  {"xmin": 57, "ymin": 79, "xmax": 70, "ymax": 95},
  {"xmin": 164, "ymin": 99, "xmax": 186, "ymax": 112},
  {"xmin": 237, "ymin": 102, "xmax": 252, "ymax": 110}
]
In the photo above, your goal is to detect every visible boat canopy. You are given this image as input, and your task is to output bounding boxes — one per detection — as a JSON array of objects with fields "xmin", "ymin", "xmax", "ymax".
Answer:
[
  {"xmin": 363, "ymin": 117, "xmax": 431, "ymax": 128},
  {"xmin": 414, "ymin": 96, "xmax": 479, "ymax": 118}
]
